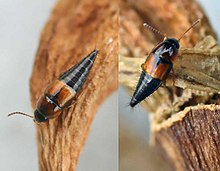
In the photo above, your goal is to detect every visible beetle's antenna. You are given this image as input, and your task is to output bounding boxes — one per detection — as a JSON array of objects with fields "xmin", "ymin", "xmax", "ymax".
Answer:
[
  {"xmin": 143, "ymin": 23, "xmax": 166, "ymax": 38},
  {"xmin": 178, "ymin": 19, "xmax": 200, "ymax": 41},
  {"xmin": 8, "ymin": 112, "xmax": 34, "ymax": 119}
]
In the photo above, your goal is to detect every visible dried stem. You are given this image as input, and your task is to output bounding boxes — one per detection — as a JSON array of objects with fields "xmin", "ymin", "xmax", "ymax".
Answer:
[
  {"xmin": 120, "ymin": 0, "xmax": 220, "ymax": 170},
  {"xmin": 30, "ymin": 0, "xmax": 118, "ymax": 170}
]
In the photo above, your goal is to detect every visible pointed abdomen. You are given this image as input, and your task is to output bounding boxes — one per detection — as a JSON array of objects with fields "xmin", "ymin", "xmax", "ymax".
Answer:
[
  {"xmin": 59, "ymin": 49, "xmax": 98, "ymax": 93},
  {"xmin": 130, "ymin": 72, "xmax": 162, "ymax": 107},
  {"xmin": 130, "ymin": 53, "xmax": 172, "ymax": 107}
]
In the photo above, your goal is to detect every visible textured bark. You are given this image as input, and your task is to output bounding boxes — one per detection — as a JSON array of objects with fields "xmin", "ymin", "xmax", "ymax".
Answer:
[
  {"xmin": 30, "ymin": 0, "xmax": 118, "ymax": 170},
  {"xmin": 119, "ymin": 0, "xmax": 220, "ymax": 170},
  {"xmin": 154, "ymin": 105, "xmax": 220, "ymax": 171}
]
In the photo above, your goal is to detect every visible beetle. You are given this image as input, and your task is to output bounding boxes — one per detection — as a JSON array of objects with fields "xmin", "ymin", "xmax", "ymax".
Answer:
[
  {"xmin": 130, "ymin": 20, "xmax": 200, "ymax": 107},
  {"xmin": 8, "ymin": 50, "xmax": 98, "ymax": 123}
]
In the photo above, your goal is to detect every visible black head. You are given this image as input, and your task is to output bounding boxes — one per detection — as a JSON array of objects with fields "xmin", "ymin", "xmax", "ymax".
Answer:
[
  {"xmin": 165, "ymin": 38, "xmax": 180, "ymax": 49},
  {"xmin": 34, "ymin": 109, "xmax": 48, "ymax": 123}
]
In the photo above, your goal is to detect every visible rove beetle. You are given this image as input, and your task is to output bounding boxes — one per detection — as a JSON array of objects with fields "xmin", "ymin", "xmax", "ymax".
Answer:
[
  {"xmin": 130, "ymin": 19, "xmax": 200, "ymax": 107},
  {"xmin": 8, "ymin": 50, "xmax": 98, "ymax": 123}
]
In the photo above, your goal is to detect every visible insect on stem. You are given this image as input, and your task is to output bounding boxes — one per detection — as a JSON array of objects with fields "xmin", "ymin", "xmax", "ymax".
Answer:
[
  {"xmin": 143, "ymin": 23, "xmax": 167, "ymax": 39},
  {"xmin": 8, "ymin": 112, "xmax": 34, "ymax": 119},
  {"xmin": 178, "ymin": 19, "xmax": 200, "ymax": 41},
  {"xmin": 130, "ymin": 19, "xmax": 200, "ymax": 107}
]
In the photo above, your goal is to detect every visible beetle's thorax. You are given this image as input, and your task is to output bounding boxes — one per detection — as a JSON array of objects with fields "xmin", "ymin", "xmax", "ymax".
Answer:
[
  {"xmin": 155, "ymin": 38, "xmax": 179, "ymax": 61},
  {"xmin": 34, "ymin": 94, "xmax": 62, "ymax": 123}
]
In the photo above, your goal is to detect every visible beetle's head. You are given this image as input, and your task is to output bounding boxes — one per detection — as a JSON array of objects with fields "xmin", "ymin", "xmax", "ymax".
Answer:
[
  {"xmin": 34, "ymin": 109, "xmax": 48, "ymax": 123},
  {"xmin": 165, "ymin": 38, "xmax": 180, "ymax": 49}
]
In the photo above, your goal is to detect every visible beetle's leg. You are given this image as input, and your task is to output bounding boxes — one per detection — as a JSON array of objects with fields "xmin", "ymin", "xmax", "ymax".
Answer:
[
  {"xmin": 161, "ymin": 69, "xmax": 175, "ymax": 87},
  {"xmin": 67, "ymin": 99, "xmax": 77, "ymax": 109},
  {"xmin": 171, "ymin": 68, "xmax": 176, "ymax": 87}
]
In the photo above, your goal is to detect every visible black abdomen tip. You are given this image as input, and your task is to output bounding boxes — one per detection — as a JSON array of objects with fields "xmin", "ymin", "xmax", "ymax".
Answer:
[
  {"xmin": 130, "ymin": 72, "xmax": 162, "ymax": 108},
  {"xmin": 90, "ymin": 49, "xmax": 99, "ymax": 60},
  {"xmin": 129, "ymin": 97, "xmax": 139, "ymax": 107}
]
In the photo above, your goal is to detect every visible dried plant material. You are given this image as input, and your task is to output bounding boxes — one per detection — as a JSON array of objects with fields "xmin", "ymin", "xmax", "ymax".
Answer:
[
  {"xmin": 30, "ymin": 0, "xmax": 118, "ymax": 170},
  {"xmin": 120, "ymin": 36, "xmax": 220, "ymax": 121},
  {"xmin": 120, "ymin": 36, "xmax": 220, "ymax": 93},
  {"xmin": 153, "ymin": 105, "xmax": 220, "ymax": 171},
  {"xmin": 119, "ymin": 0, "xmax": 217, "ymax": 120},
  {"xmin": 120, "ymin": 0, "xmax": 220, "ymax": 170},
  {"xmin": 120, "ymin": 0, "xmax": 216, "ymax": 57}
]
